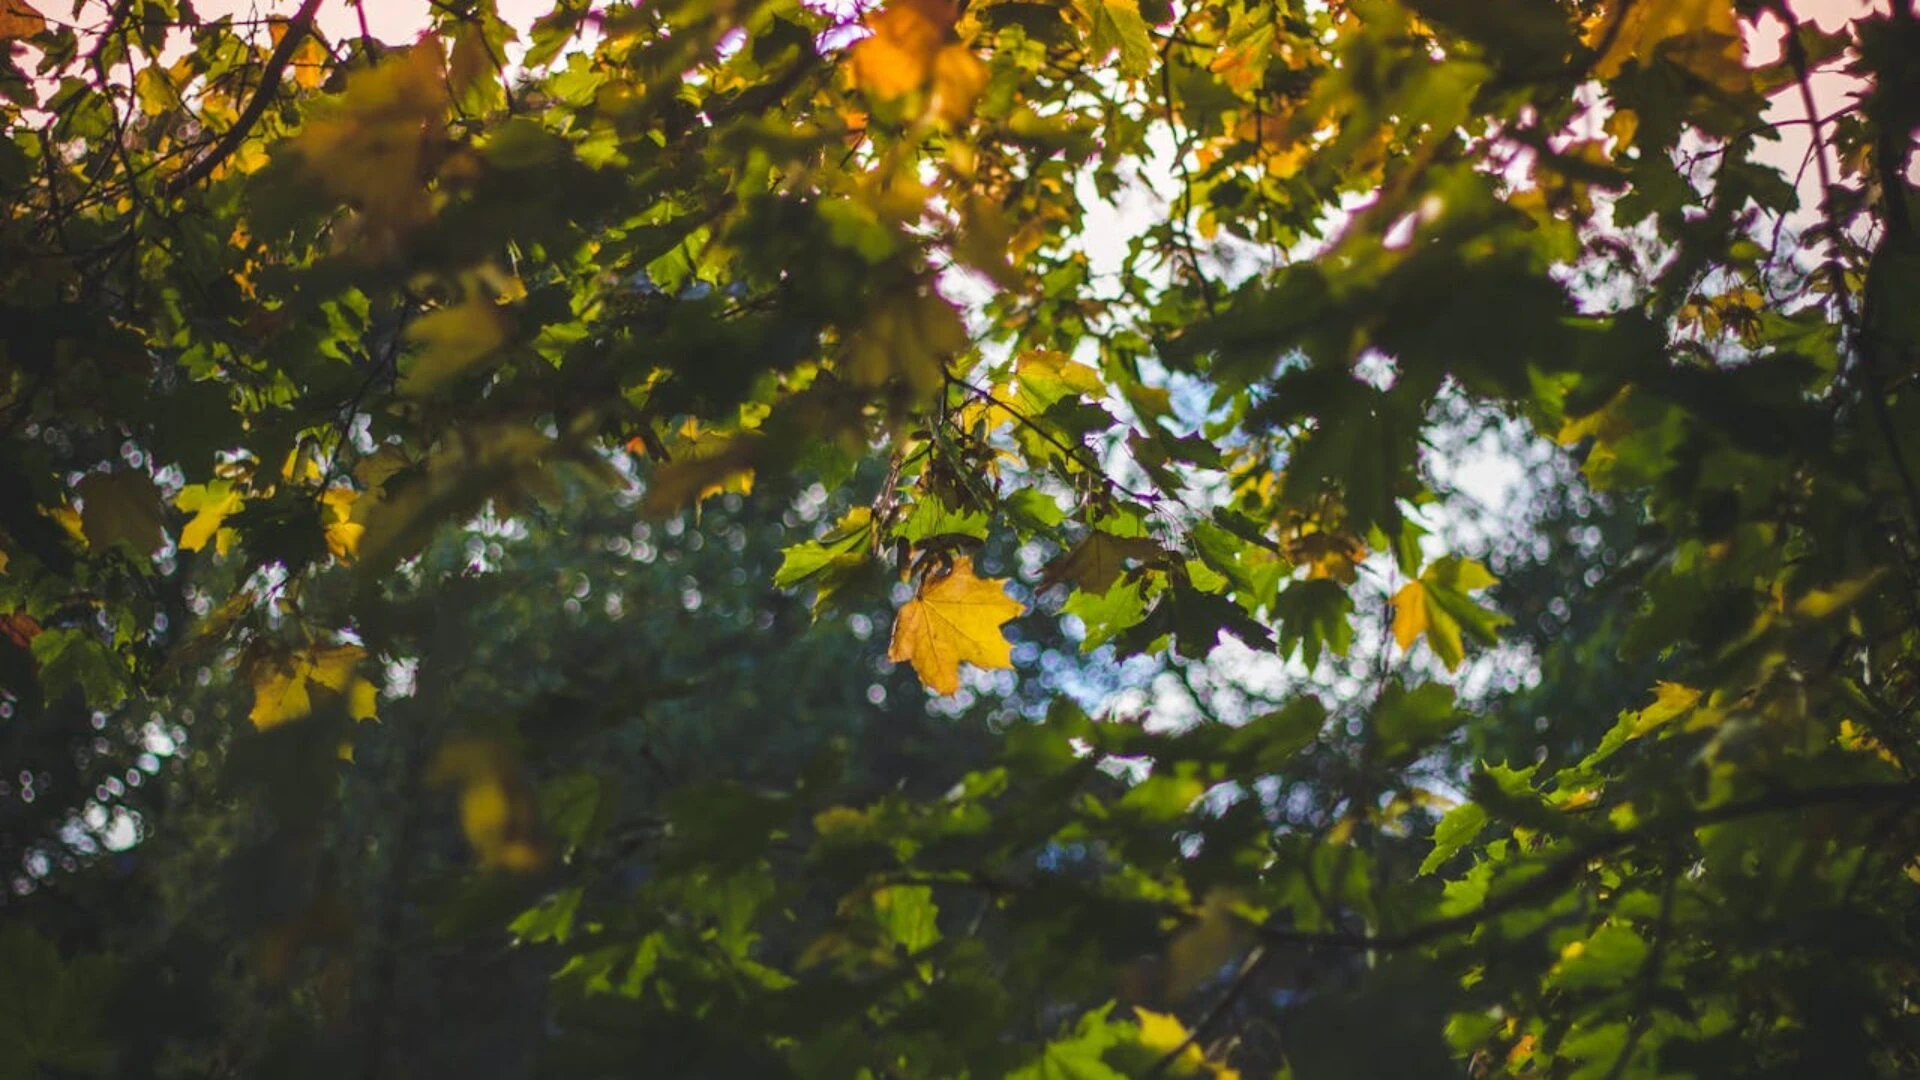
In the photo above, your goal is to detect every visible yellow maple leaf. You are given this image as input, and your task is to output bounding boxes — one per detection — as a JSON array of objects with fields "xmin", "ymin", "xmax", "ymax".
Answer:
[
  {"xmin": 290, "ymin": 42, "xmax": 448, "ymax": 234},
  {"xmin": 320, "ymin": 487, "xmax": 364, "ymax": 560},
  {"xmin": 888, "ymin": 556, "xmax": 1025, "ymax": 695},
  {"xmin": 1133, "ymin": 1007, "xmax": 1241, "ymax": 1079},
  {"xmin": 1391, "ymin": 579, "xmax": 1430, "ymax": 650},
  {"xmin": 1635, "ymin": 681, "xmax": 1700, "ymax": 733},
  {"xmin": 1391, "ymin": 558, "xmax": 1502, "ymax": 671},
  {"xmin": 249, "ymin": 644, "xmax": 369, "ymax": 729},
  {"xmin": 1586, "ymin": 0, "xmax": 1746, "ymax": 93},
  {"xmin": 176, "ymin": 480, "xmax": 245, "ymax": 555}
]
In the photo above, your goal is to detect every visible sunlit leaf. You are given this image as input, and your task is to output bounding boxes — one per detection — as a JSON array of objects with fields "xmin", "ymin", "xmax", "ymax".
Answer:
[
  {"xmin": 888, "ymin": 555, "xmax": 1025, "ymax": 694},
  {"xmin": 175, "ymin": 480, "xmax": 245, "ymax": 555}
]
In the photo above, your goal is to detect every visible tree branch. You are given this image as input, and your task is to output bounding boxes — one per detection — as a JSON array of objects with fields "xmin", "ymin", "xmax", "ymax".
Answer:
[{"xmin": 164, "ymin": 0, "xmax": 326, "ymax": 197}]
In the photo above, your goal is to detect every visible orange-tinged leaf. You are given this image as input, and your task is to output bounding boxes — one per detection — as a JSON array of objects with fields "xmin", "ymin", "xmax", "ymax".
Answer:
[
  {"xmin": 930, "ymin": 44, "xmax": 987, "ymax": 124},
  {"xmin": 1391, "ymin": 558, "xmax": 1504, "ymax": 670},
  {"xmin": 0, "ymin": 0, "xmax": 43, "ymax": 40},
  {"xmin": 1391, "ymin": 579, "xmax": 1428, "ymax": 650},
  {"xmin": 888, "ymin": 556, "xmax": 1025, "ymax": 695},
  {"xmin": 851, "ymin": 0, "xmax": 958, "ymax": 98}
]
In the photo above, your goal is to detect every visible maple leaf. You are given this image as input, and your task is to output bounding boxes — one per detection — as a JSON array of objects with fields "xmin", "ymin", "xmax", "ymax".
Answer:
[
  {"xmin": 321, "ymin": 487, "xmax": 364, "ymax": 560},
  {"xmin": 845, "ymin": 289, "xmax": 969, "ymax": 396},
  {"xmin": 1038, "ymin": 531, "xmax": 1163, "ymax": 594},
  {"xmin": 930, "ymin": 44, "xmax": 987, "ymax": 125},
  {"xmin": 249, "ymin": 644, "xmax": 373, "ymax": 729},
  {"xmin": 175, "ymin": 480, "xmax": 245, "ymax": 555},
  {"xmin": 1390, "ymin": 557, "xmax": 1506, "ymax": 670},
  {"xmin": 888, "ymin": 556, "xmax": 1025, "ymax": 695}
]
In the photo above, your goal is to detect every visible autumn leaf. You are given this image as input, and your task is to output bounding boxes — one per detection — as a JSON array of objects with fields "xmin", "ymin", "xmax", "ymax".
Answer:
[
  {"xmin": 851, "ymin": 0, "xmax": 958, "ymax": 99},
  {"xmin": 888, "ymin": 556, "xmax": 1025, "ymax": 694},
  {"xmin": 267, "ymin": 16, "xmax": 332, "ymax": 91},
  {"xmin": 1639, "ymin": 681, "xmax": 1701, "ymax": 727},
  {"xmin": 289, "ymin": 43, "xmax": 448, "ymax": 233},
  {"xmin": 249, "ymin": 644, "xmax": 373, "ymax": 729},
  {"xmin": 1391, "ymin": 557, "xmax": 1507, "ymax": 670},
  {"xmin": 930, "ymin": 45, "xmax": 988, "ymax": 125},
  {"xmin": 641, "ymin": 428, "xmax": 761, "ymax": 515},
  {"xmin": 0, "ymin": 0, "xmax": 43, "ymax": 40},
  {"xmin": 321, "ymin": 487, "xmax": 364, "ymax": 561},
  {"xmin": 176, "ymin": 480, "xmax": 245, "ymax": 555}
]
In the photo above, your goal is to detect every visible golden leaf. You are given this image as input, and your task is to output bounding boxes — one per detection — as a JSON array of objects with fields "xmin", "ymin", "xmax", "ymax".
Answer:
[
  {"xmin": 930, "ymin": 44, "xmax": 987, "ymax": 125},
  {"xmin": 175, "ymin": 480, "xmax": 245, "ymax": 555},
  {"xmin": 290, "ymin": 43, "xmax": 449, "ymax": 234},
  {"xmin": 1636, "ymin": 681, "xmax": 1700, "ymax": 731},
  {"xmin": 888, "ymin": 556, "xmax": 1025, "ymax": 695},
  {"xmin": 1133, "ymin": 1007, "xmax": 1241, "ymax": 1079},
  {"xmin": 267, "ymin": 17, "xmax": 332, "ymax": 91},
  {"xmin": 322, "ymin": 488, "xmax": 364, "ymax": 560},
  {"xmin": 1391, "ymin": 558, "xmax": 1502, "ymax": 671},
  {"xmin": 1391, "ymin": 579, "xmax": 1429, "ymax": 650},
  {"xmin": 249, "ymin": 644, "xmax": 369, "ymax": 729}
]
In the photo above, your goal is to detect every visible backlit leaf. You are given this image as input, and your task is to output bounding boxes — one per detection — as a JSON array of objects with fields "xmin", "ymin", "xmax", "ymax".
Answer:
[
  {"xmin": 888, "ymin": 556, "xmax": 1025, "ymax": 694},
  {"xmin": 175, "ymin": 480, "xmax": 244, "ymax": 555},
  {"xmin": 248, "ymin": 644, "xmax": 370, "ymax": 730}
]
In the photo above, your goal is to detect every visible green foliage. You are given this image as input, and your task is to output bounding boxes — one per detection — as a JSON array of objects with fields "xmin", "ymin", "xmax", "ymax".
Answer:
[{"xmin": 3, "ymin": 0, "xmax": 1920, "ymax": 1075}]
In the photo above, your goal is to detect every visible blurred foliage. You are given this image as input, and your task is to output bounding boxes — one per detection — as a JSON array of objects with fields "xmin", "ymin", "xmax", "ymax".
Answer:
[{"xmin": 2, "ymin": 0, "xmax": 1919, "ymax": 1075}]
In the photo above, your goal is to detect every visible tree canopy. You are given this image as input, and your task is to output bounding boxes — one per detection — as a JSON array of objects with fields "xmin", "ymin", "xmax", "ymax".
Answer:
[{"xmin": 2, "ymin": 0, "xmax": 1919, "ymax": 1075}]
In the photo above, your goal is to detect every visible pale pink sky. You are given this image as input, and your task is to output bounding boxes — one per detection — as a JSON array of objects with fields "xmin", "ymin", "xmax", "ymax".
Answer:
[{"xmin": 172, "ymin": 0, "xmax": 1890, "ymax": 52}]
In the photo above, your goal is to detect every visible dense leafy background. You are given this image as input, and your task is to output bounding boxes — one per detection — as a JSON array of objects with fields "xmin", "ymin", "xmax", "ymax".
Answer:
[{"xmin": 2, "ymin": 0, "xmax": 1919, "ymax": 1075}]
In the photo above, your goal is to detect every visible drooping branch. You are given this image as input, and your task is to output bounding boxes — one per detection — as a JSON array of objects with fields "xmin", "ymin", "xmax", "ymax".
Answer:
[{"xmin": 163, "ymin": 0, "xmax": 327, "ymax": 197}]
